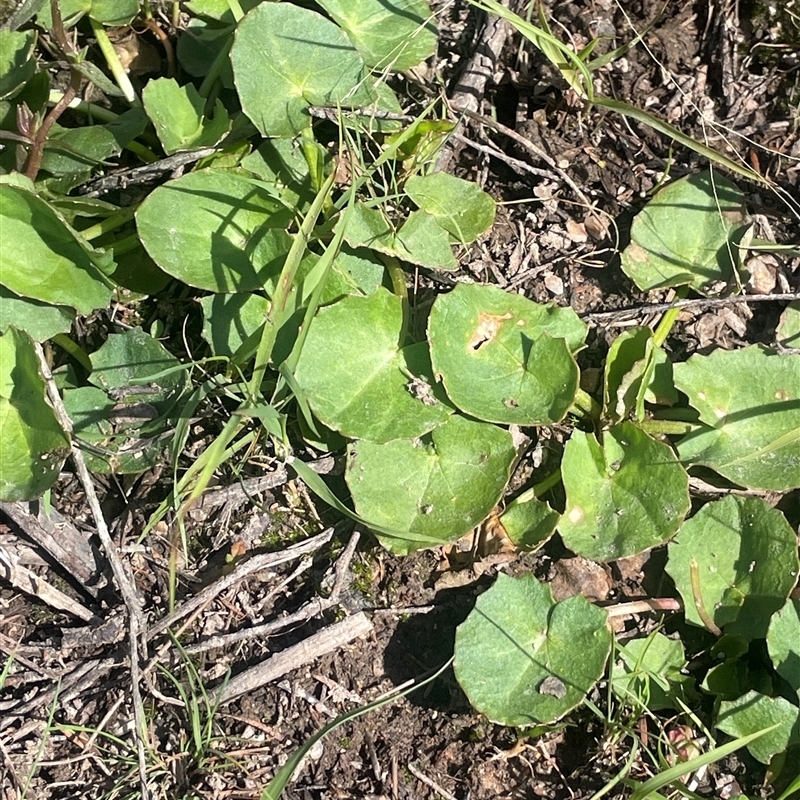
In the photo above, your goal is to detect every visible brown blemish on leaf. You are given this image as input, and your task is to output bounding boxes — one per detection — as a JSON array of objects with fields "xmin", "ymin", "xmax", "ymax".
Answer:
[
  {"xmin": 625, "ymin": 243, "xmax": 651, "ymax": 265},
  {"xmin": 468, "ymin": 312, "xmax": 513, "ymax": 351}
]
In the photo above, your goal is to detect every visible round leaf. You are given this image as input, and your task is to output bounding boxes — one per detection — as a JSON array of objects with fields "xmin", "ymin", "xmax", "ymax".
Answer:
[
  {"xmin": 717, "ymin": 691, "xmax": 800, "ymax": 764},
  {"xmin": 405, "ymin": 172, "xmax": 495, "ymax": 244},
  {"xmin": 768, "ymin": 599, "xmax": 800, "ymax": 700},
  {"xmin": 559, "ymin": 423, "xmax": 690, "ymax": 561},
  {"xmin": 0, "ymin": 185, "xmax": 112, "ymax": 314},
  {"xmin": 347, "ymin": 415, "xmax": 516, "ymax": 554},
  {"xmin": 620, "ymin": 171, "xmax": 748, "ymax": 293},
  {"xmin": 294, "ymin": 288, "xmax": 452, "ymax": 442},
  {"xmin": 231, "ymin": 3, "xmax": 375, "ymax": 138},
  {"xmin": 674, "ymin": 345, "xmax": 800, "ymax": 490},
  {"xmin": 316, "ymin": 0, "xmax": 437, "ymax": 71},
  {"xmin": 0, "ymin": 328, "xmax": 69, "ymax": 501},
  {"xmin": 454, "ymin": 573, "xmax": 611, "ymax": 726},
  {"xmin": 666, "ymin": 495, "xmax": 800, "ymax": 640},
  {"xmin": 428, "ymin": 283, "xmax": 586, "ymax": 425},
  {"xmin": 136, "ymin": 169, "xmax": 293, "ymax": 292}
]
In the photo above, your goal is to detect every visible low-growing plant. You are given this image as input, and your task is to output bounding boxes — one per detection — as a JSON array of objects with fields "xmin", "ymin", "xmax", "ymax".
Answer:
[{"xmin": 1, "ymin": 0, "xmax": 799, "ymax": 796}]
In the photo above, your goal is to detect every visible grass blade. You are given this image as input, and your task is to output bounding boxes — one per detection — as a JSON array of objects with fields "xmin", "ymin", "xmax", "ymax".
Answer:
[{"xmin": 628, "ymin": 724, "xmax": 780, "ymax": 800}]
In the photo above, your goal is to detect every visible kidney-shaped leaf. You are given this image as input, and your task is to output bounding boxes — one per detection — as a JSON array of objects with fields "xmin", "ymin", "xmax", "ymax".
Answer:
[
  {"xmin": 674, "ymin": 345, "xmax": 800, "ymax": 491},
  {"xmin": 666, "ymin": 496, "xmax": 800, "ymax": 640},
  {"xmin": 454, "ymin": 573, "xmax": 611, "ymax": 726},
  {"xmin": 232, "ymin": 3, "xmax": 375, "ymax": 138},
  {"xmin": 347, "ymin": 414, "xmax": 515, "ymax": 554},
  {"xmin": 717, "ymin": 691, "xmax": 800, "ymax": 764},
  {"xmin": 559, "ymin": 423, "xmax": 690, "ymax": 562},
  {"xmin": 136, "ymin": 169, "xmax": 293, "ymax": 292},
  {"xmin": 0, "ymin": 328, "xmax": 70, "ymax": 501},
  {"xmin": 428, "ymin": 283, "xmax": 586, "ymax": 425},
  {"xmin": 405, "ymin": 172, "xmax": 496, "ymax": 245},
  {"xmin": 294, "ymin": 288, "xmax": 452, "ymax": 442},
  {"xmin": 0, "ymin": 185, "xmax": 112, "ymax": 314},
  {"xmin": 768, "ymin": 599, "xmax": 800, "ymax": 701},
  {"xmin": 620, "ymin": 171, "xmax": 748, "ymax": 294},
  {"xmin": 317, "ymin": 0, "xmax": 437, "ymax": 71}
]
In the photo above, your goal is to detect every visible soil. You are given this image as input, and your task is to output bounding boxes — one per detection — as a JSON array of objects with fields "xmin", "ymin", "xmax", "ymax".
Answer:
[{"xmin": 1, "ymin": 1, "xmax": 799, "ymax": 799}]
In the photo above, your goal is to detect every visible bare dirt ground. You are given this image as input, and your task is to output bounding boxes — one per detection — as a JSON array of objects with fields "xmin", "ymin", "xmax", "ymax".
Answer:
[{"xmin": 2, "ymin": 1, "xmax": 799, "ymax": 798}]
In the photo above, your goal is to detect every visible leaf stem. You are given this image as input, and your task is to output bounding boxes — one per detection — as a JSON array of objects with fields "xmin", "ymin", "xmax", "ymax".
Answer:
[
  {"xmin": 198, "ymin": 37, "xmax": 233, "ymax": 99},
  {"xmin": 52, "ymin": 334, "xmax": 92, "ymax": 372},
  {"xmin": 569, "ymin": 387, "xmax": 602, "ymax": 423},
  {"xmin": 79, "ymin": 206, "xmax": 138, "ymax": 241},
  {"xmin": 690, "ymin": 557, "xmax": 722, "ymax": 636},
  {"xmin": 637, "ymin": 419, "xmax": 699, "ymax": 436},
  {"xmin": 89, "ymin": 17, "xmax": 140, "ymax": 106},
  {"xmin": 24, "ymin": 74, "xmax": 80, "ymax": 180},
  {"xmin": 652, "ymin": 285, "xmax": 689, "ymax": 347}
]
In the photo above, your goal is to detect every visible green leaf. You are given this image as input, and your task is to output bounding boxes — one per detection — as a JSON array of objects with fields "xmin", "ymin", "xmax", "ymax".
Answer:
[
  {"xmin": 62, "ymin": 386, "xmax": 165, "ymax": 474},
  {"xmin": 240, "ymin": 137, "xmax": 325, "ymax": 211},
  {"xmin": 603, "ymin": 326, "xmax": 655, "ymax": 424},
  {"xmin": 674, "ymin": 345, "xmax": 800, "ymax": 490},
  {"xmin": 177, "ymin": 18, "xmax": 234, "ymax": 84},
  {"xmin": 39, "ymin": 123, "xmax": 120, "ymax": 176},
  {"xmin": 611, "ymin": 632, "xmax": 687, "ymax": 711},
  {"xmin": 0, "ymin": 285, "xmax": 74, "ymax": 342},
  {"xmin": 347, "ymin": 414, "xmax": 516, "ymax": 554},
  {"xmin": 768, "ymin": 599, "xmax": 800, "ymax": 701},
  {"xmin": 37, "ymin": 0, "xmax": 138, "ymax": 26},
  {"xmin": 0, "ymin": 328, "xmax": 69, "ymax": 501},
  {"xmin": 185, "ymin": 0, "xmax": 260, "ymax": 23},
  {"xmin": 294, "ymin": 288, "xmax": 452, "ymax": 442},
  {"xmin": 717, "ymin": 691, "xmax": 800, "ymax": 764},
  {"xmin": 499, "ymin": 492, "xmax": 560, "ymax": 551},
  {"xmin": 200, "ymin": 292, "xmax": 269, "ymax": 358},
  {"xmin": 87, "ymin": 0, "xmax": 138, "ymax": 24},
  {"xmin": 231, "ymin": 3, "xmax": 375, "ymax": 138},
  {"xmin": 666, "ymin": 495, "xmax": 799, "ymax": 640},
  {"xmin": 454, "ymin": 573, "xmax": 611, "ymax": 726},
  {"xmin": 136, "ymin": 169, "xmax": 293, "ymax": 292},
  {"xmin": 316, "ymin": 0, "xmax": 437, "ymax": 71},
  {"xmin": 60, "ymin": 328, "xmax": 189, "ymax": 475},
  {"xmin": 428, "ymin": 283, "xmax": 586, "ymax": 425},
  {"xmin": 341, "ymin": 204, "xmax": 458, "ymax": 270},
  {"xmin": 0, "ymin": 30, "xmax": 37, "ymax": 100},
  {"xmin": 0, "ymin": 185, "xmax": 112, "ymax": 314},
  {"xmin": 620, "ymin": 171, "xmax": 749, "ymax": 294},
  {"xmin": 405, "ymin": 172, "xmax": 496, "ymax": 245},
  {"xmin": 143, "ymin": 78, "xmax": 230, "ymax": 154},
  {"xmin": 559, "ymin": 423, "xmax": 690, "ymax": 561},
  {"xmin": 393, "ymin": 209, "xmax": 459, "ymax": 270},
  {"xmin": 777, "ymin": 300, "xmax": 800, "ymax": 349},
  {"xmin": 89, "ymin": 327, "xmax": 187, "ymax": 413}
]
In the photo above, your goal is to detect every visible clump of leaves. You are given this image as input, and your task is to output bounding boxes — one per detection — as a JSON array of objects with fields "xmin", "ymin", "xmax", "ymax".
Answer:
[{"xmin": 1, "ymin": 0, "xmax": 799, "ymax": 795}]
